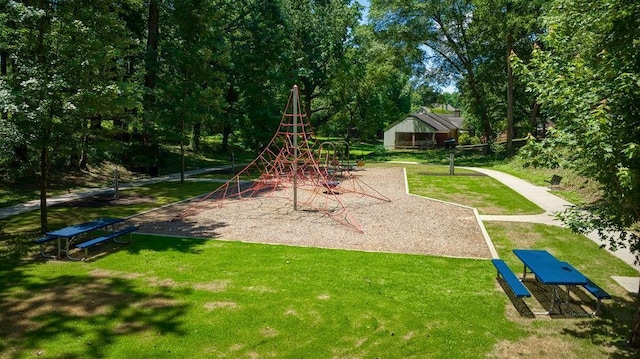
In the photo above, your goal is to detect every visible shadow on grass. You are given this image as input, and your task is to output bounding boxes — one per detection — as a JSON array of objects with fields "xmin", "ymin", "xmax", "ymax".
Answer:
[
  {"xmin": 561, "ymin": 295, "xmax": 638, "ymax": 359},
  {"xmin": 496, "ymin": 277, "xmax": 535, "ymax": 318},
  {"xmin": 121, "ymin": 233, "xmax": 211, "ymax": 256},
  {"xmin": 509, "ymin": 277, "xmax": 638, "ymax": 357},
  {"xmin": 0, "ymin": 262, "xmax": 190, "ymax": 358}
]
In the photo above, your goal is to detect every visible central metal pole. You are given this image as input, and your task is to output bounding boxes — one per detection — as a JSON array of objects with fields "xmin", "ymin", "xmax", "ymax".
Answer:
[{"xmin": 292, "ymin": 85, "xmax": 299, "ymax": 211}]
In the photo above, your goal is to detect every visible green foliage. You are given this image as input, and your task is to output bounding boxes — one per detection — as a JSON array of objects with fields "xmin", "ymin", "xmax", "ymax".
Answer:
[
  {"xmin": 514, "ymin": 134, "xmax": 561, "ymax": 169},
  {"xmin": 516, "ymin": 0, "xmax": 640, "ymax": 257},
  {"xmin": 457, "ymin": 133, "xmax": 481, "ymax": 146},
  {"xmin": 372, "ymin": 144, "xmax": 389, "ymax": 161},
  {"xmin": 0, "ymin": 0, "xmax": 145, "ymax": 184},
  {"xmin": 370, "ymin": 0, "xmax": 546, "ymax": 142}
]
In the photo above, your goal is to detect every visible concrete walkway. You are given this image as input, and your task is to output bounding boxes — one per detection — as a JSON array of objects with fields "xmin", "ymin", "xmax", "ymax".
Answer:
[
  {"xmin": 0, "ymin": 166, "xmax": 227, "ymax": 220},
  {"xmin": 464, "ymin": 167, "xmax": 640, "ymax": 273}
]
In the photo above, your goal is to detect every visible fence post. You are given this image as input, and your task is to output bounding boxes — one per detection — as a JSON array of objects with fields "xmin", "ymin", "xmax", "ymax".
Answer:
[{"xmin": 449, "ymin": 152, "xmax": 455, "ymax": 175}]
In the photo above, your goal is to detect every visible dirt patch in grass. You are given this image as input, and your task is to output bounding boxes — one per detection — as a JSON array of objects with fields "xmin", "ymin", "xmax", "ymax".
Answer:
[
  {"xmin": 146, "ymin": 277, "xmax": 178, "ymax": 287},
  {"xmin": 491, "ymin": 335, "xmax": 578, "ymax": 359},
  {"xmin": 193, "ymin": 280, "xmax": 230, "ymax": 292},
  {"xmin": 204, "ymin": 301, "xmax": 238, "ymax": 310},
  {"xmin": 131, "ymin": 297, "xmax": 181, "ymax": 309},
  {"xmin": 89, "ymin": 268, "xmax": 144, "ymax": 280}
]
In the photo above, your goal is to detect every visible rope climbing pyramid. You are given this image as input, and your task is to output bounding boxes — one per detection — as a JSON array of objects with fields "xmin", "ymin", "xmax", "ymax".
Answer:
[{"xmin": 175, "ymin": 85, "xmax": 389, "ymax": 233}]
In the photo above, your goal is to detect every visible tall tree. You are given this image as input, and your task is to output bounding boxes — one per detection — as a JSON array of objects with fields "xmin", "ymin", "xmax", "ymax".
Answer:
[
  {"xmin": 0, "ymin": 1, "xmax": 142, "ymax": 232},
  {"xmin": 319, "ymin": 23, "xmax": 412, "ymax": 143},
  {"xmin": 157, "ymin": 0, "xmax": 228, "ymax": 182},
  {"xmin": 370, "ymin": 0, "xmax": 544, "ymax": 146},
  {"xmin": 282, "ymin": 0, "xmax": 360, "ymax": 128},
  {"xmin": 517, "ymin": 0, "xmax": 640, "ymax": 345},
  {"xmin": 222, "ymin": 0, "xmax": 292, "ymax": 152},
  {"xmin": 141, "ymin": 0, "xmax": 160, "ymax": 174},
  {"xmin": 370, "ymin": 0, "xmax": 495, "ymax": 142},
  {"xmin": 470, "ymin": 0, "xmax": 545, "ymax": 150}
]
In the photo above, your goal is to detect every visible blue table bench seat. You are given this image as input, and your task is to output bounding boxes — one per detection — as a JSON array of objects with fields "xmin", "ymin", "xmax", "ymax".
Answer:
[
  {"xmin": 582, "ymin": 278, "xmax": 611, "ymax": 315},
  {"xmin": 492, "ymin": 259, "xmax": 531, "ymax": 298},
  {"xmin": 75, "ymin": 226, "xmax": 138, "ymax": 261},
  {"xmin": 33, "ymin": 234, "xmax": 61, "ymax": 258}
]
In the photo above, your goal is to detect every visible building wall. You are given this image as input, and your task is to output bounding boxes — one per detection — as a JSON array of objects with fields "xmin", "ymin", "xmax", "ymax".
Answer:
[{"xmin": 384, "ymin": 118, "xmax": 436, "ymax": 149}]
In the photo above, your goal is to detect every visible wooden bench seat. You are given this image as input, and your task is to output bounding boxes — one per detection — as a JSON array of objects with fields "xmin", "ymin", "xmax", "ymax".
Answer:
[
  {"xmin": 491, "ymin": 259, "xmax": 531, "ymax": 298},
  {"xmin": 75, "ymin": 226, "xmax": 138, "ymax": 261}
]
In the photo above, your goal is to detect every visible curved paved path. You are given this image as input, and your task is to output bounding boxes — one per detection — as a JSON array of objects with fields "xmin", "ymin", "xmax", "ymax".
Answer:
[
  {"xmin": 0, "ymin": 167, "xmax": 226, "ymax": 220},
  {"xmin": 464, "ymin": 167, "xmax": 640, "ymax": 273}
]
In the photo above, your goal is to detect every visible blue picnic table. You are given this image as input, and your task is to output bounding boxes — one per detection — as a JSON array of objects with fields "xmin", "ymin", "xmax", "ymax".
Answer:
[
  {"xmin": 513, "ymin": 249, "xmax": 588, "ymax": 315},
  {"xmin": 45, "ymin": 218, "xmax": 124, "ymax": 260}
]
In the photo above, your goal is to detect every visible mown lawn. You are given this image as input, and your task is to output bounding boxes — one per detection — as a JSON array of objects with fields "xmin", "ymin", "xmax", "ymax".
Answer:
[
  {"xmin": 0, "ymin": 236, "xmax": 522, "ymax": 358},
  {"xmin": 1, "ymin": 163, "xmax": 638, "ymax": 358},
  {"xmin": 402, "ymin": 164, "xmax": 543, "ymax": 215},
  {"xmin": 1, "ymin": 224, "xmax": 636, "ymax": 358}
]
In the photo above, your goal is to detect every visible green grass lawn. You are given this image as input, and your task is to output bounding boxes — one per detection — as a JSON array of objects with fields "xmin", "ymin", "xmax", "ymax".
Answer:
[
  {"xmin": 1, "ymin": 225, "xmax": 636, "ymax": 358},
  {"xmin": 0, "ymin": 236, "xmax": 523, "ymax": 358},
  {"xmin": 1, "ymin": 163, "xmax": 639, "ymax": 357},
  {"xmin": 402, "ymin": 164, "xmax": 544, "ymax": 215}
]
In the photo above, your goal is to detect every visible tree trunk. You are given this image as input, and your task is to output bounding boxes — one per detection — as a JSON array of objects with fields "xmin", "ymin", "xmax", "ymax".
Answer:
[
  {"xmin": 0, "ymin": 50, "xmax": 6, "ymax": 76},
  {"xmin": 36, "ymin": 0, "xmax": 49, "ymax": 234},
  {"xmin": 506, "ymin": 33, "xmax": 514, "ymax": 155},
  {"xmin": 221, "ymin": 85, "xmax": 237, "ymax": 153},
  {"xmin": 180, "ymin": 118, "xmax": 185, "ymax": 184},
  {"xmin": 1, "ymin": 51, "xmax": 6, "ymax": 126},
  {"xmin": 300, "ymin": 80, "xmax": 316, "ymax": 127},
  {"xmin": 39, "ymin": 146, "xmax": 48, "ymax": 233},
  {"xmin": 191, "ymin": 122, "xmax": 201, "ymax": 153},
  {"xmin": 530, "ymin": 101, "xmax": 541, "ymax": 136},
  {"xmin": 143, "ymin": 0, "xmax": 159, "ymax": 147},
  {"xmin": 630, "ymin": 280, "xmax": 640, "ymax": 347},
  {"xmin": 222, "ymin": 123, "xmax": 231, "ymax": 152},
  {"xmin": 78, "ymin": 134, "xmax": 88, "ymax": 169},
  {"xmin": 465, "ymin": 68, "xmax": 492, "ymax": 147},
  {"xmin": 144, "ymin": 0, "xmax": 159, "ymax": 107}
]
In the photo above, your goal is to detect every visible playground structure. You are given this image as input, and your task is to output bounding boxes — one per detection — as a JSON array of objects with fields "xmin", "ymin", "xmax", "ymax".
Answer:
[{"xmin": 176, "ymin": 85, "xmax": 389, "ymax": 233}]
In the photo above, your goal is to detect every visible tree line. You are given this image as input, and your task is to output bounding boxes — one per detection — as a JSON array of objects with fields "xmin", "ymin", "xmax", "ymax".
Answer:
[{"xmin": 0, "ymin": 0, "xmax": 414, "ymax": 230}]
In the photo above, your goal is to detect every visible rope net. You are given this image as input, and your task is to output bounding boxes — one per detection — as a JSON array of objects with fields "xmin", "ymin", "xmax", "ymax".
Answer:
[{"xmin": 175, "ymin": 85, "xmax": 390, "ymax": 233}]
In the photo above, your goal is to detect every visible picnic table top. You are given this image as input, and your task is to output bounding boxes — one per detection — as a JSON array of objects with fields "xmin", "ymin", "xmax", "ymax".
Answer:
[
  {"xmin": 46, "ymin": 217, "xmax": 124, "ymax": 238},
  {"xmin": 513, "ymin": 249, "xmax": 588, "ymax": 286}
]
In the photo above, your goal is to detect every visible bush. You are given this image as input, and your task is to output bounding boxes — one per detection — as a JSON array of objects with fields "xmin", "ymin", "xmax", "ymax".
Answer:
[
  {"xmin": 516, "ymin": 136, "xmax": 561, "ymax": 168},
  {"xmin": 458, "ymin": 133, "xmax": 481, "ymax": 145},
  {"xmin": 373, "ymin": 145, "xmax": 389, "ymax": 160}
]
